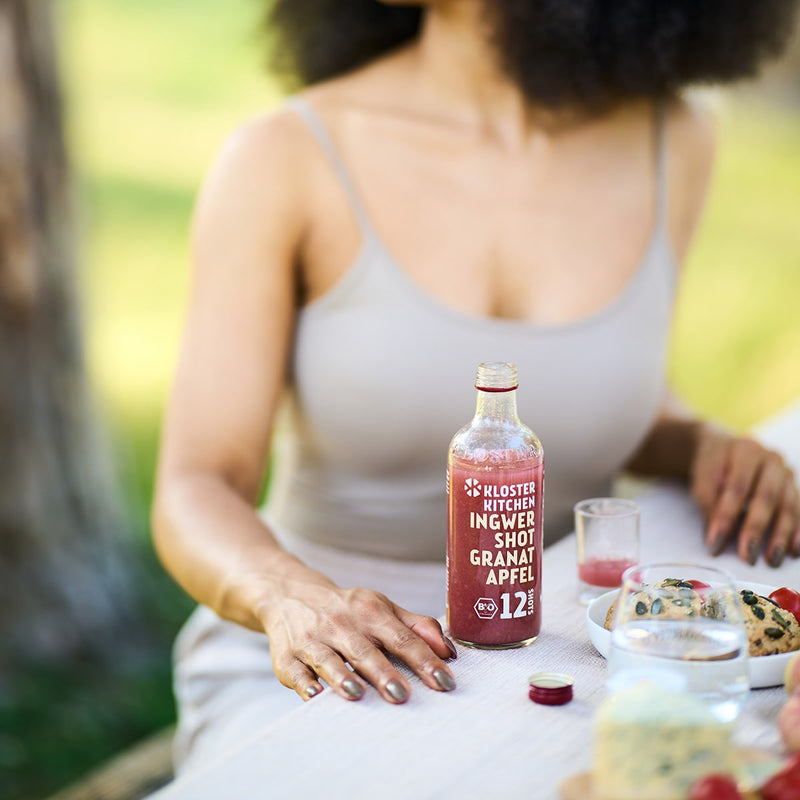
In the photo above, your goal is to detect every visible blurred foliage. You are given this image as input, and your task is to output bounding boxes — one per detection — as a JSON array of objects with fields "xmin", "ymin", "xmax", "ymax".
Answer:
[
  {"xmin": 2, "ymin": 638, "xmax": 173, "ymax": 800},
  {"xmin": 4, "ymin": 2, "xmax": 274, "ymax": 798},
  {"xmin": 671, "ymin": 101, "xmax": 800, "ymax": 428},
  {"xmin": 6, "ymin": 0, "xmax": 798, "ymax": 797}
]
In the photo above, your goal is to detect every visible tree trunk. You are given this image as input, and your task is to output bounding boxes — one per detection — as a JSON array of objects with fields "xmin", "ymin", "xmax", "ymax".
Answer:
[{"xmin": 0, "ymin": 0, "xmax": 137, "ymax": 663}]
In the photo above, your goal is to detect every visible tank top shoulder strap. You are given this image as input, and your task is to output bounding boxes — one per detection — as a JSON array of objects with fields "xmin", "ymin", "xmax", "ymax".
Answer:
[
  {"xmin": 654, "ymin": 100, "xmax": 668, "ymax": 229},
  {"xmin": 286, "ymin": 96, "xmax": 374, "ymax": 237}
]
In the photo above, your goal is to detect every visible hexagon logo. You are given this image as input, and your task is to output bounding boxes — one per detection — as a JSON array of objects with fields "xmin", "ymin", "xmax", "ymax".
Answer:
[{"xmin": 474, "ymin": 597, "xmax": 498, "ymax": 619}]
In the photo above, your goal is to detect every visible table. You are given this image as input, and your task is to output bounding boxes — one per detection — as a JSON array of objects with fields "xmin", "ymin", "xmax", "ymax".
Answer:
[{"xmin": 149, "ymin": 400, "xmax": 800, "ymax": 800}]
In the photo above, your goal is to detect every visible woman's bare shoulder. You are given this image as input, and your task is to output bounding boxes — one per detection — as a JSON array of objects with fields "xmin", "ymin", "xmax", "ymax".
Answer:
[
  {"xmin": 662, "ymin": 92, "xmax": 719, "ymax": 262},
  {"xmin": 191, "ymin": 103, "xmax": 322, "ymax": 258},
  {"xmin": 205, "ymin": 103, "xmax": 316, "ymax": 187},
  {"xmin": 201, "ymin": 68, "xmax": 402, "ymax": 202}
]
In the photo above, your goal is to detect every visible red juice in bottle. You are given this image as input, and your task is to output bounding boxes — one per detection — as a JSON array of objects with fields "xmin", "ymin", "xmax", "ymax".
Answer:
[{"xmin": 446, "ymin": 362, "xmax": 544, "ymax": 649}]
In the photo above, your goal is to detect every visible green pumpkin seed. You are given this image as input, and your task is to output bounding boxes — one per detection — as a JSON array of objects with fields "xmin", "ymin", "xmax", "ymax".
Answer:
[
  {"xmin": 771, "ymin": 609, "xmax": 790, "ymax": 629},
  {"xmin": 636, "ymin": 601, "xmax": 648, "ymax": 616},
  {"xmin": 651, "ymin": 598, "xmax": 663, "ymax": 615},
  {"xmin": 742, "ymin": 594, "xmax": 758, "ymax": 606},
  {"xmin": 751, "ymin": 605, "xmax": 765, "ymax": 620},
  {"xmin": 677, "ymin": 582, "xmax": 694, "ymax": 589},
  {"xmin": 764, "ymin": 627, "xmax": 785, "ymax": 639}
]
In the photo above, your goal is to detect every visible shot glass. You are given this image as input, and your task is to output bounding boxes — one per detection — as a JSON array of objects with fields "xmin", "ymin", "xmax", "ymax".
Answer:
[{"xmin": 575, "ymin": 497, "xmax": 640, "ymax": 605}]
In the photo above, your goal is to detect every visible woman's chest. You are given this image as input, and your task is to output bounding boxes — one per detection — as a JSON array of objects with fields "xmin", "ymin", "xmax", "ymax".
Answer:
[
  {"xmin": 301, "ymin": 137, "xmax": 656, "ymax": 326},
  {"xmin": 290, "ymin": 268, "xmax": 672, "ymax": 484}
]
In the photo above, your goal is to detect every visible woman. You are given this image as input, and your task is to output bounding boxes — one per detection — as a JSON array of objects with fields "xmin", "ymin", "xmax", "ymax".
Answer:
[{"xmin": 152, "ymin": 0, "xmax": 800, "ymax": 772}]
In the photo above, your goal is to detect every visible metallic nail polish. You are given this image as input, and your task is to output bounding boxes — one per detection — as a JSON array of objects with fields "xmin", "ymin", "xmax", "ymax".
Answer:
[
  {"xmin": 385, "ymin": 680, "xmax": 408, "ymax": 702},
  {"xmin": 769, "ymin": 547, "xmax": 784, "ymax": 568},
  {"xmin": 342, "ymin": 678, "xmax": 364, "ymax": 699},
  {"xmin": 710, "ymin": 534, "xmax": 726, "ymax": 556},
  {"xmin": 305, "ymin": 684, "xmax": 322, "ymax": 699},
  {"xmin": 433, "ymin": 669, "xmax": 456, "ymax": 691},
  {"xmin": 444, "ymin": 637, "xmax": 458, "ymax": 660},
  {"xmin": 747, "ymin": 540, "xmax": 760, "ymax": 565}
]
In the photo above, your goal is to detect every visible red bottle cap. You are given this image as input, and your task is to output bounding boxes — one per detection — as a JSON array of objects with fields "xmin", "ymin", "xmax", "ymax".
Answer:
[{"xmin": 528, "ymin": 673, "xmax": 574, "ymax": 706}]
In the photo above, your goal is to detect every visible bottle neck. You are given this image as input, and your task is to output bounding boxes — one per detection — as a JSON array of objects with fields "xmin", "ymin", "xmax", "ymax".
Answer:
[{"xmin": 474, "ymin": 387, "xmax": 519, "ymax": 424}]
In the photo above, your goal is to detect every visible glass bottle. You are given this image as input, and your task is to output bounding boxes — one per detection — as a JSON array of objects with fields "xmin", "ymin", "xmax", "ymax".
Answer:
[{"xmin": 446, "ymin": 362, "xmax": 544, "ymax": 648}]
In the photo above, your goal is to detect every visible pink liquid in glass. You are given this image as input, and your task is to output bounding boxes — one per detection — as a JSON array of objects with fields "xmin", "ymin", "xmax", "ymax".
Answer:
[
  {"xmin": 578, "ymin": 556, "xmax": 635, "ymax": 588},
  {"xmin": 447, "ymin": 453, "xmax": 544, "ymax": 648}
]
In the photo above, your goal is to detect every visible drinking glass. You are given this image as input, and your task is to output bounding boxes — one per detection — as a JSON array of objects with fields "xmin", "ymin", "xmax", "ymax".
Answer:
[
  {"xmin": 574, "ymin": 497, "xmax": 640, "ymax": 605},
  {"xmin": 607, "ymin": 562, "xmax": 750, "ymax": 724}
]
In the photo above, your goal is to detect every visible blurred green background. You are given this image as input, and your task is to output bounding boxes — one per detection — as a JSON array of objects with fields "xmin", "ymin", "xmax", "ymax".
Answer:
[{"xmin": 9, "ymin": 0, "xmax": 800, "ymax": 797}]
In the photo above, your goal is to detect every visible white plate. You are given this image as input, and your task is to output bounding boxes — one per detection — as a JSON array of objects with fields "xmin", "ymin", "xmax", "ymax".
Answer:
[{"xmin": 586, "ymin": 581, "xmax": 796, "ymax": 689}]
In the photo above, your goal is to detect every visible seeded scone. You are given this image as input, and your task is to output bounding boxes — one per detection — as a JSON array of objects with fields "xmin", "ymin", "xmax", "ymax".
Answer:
[
  {"xmin": 604, "ymin": 579, "xmax": 707, "ymax": 630},
  {"xmin": 739, "ymin": 589, "xmax": 800, "ymax": 656},
  {"xmin": 602, "ymin": 580, "xmax": 800, "ymax": 657}
]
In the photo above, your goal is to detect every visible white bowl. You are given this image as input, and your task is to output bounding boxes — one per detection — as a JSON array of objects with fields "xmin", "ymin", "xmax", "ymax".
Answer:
[{"xmin": 586, "ymin": 581, "xmax": 796, "ymax": 689}]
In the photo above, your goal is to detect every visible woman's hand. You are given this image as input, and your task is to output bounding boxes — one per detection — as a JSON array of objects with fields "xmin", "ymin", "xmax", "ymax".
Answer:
[
  {"xmin": 257, "ymin": 578, "xmax": 457, "ymax": 704},
  {"xmin": 690, "ymin": 426, "xmax": 800, "ymax": 567}
]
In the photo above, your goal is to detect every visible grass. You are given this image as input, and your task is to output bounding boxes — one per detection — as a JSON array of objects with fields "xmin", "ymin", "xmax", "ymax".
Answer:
[
  {"xmin": 6, "ymin": 1, "xmax": 799, "ymax": 797},
  {"xmin": 2, "ymin": 653, "xmax": 175, "ymax": 800}
]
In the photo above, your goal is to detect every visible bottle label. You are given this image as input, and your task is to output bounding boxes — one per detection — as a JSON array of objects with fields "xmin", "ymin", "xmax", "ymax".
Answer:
[{"xmin": 447, "ymin": 458, "xmax": 543, "ymax": 647}]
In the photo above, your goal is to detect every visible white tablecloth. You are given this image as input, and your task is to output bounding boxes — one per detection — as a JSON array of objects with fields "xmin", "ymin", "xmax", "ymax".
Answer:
[{"xmin": 149, "ymin": 400, "xmax": 800, "ymax": 800}]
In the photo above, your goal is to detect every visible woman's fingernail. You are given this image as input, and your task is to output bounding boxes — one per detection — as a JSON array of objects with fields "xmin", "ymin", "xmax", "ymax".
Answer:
[
  {"xmin": 747, "ymin": 540, "xmax": 760, "ymax": 565},
  {"xmin": 385, "ymin": 680, "xmax": 408, "ymax": 703},
  {"xmin": 433, "ymin": 669, "xmax": 456, "ymax": 691},
  {"xmin": 444, "ymin": 637, "xmax": 458, "ymax": 660},
  {"xmin": 769, "ymin": 547, "xmax": 784, "ymax": 568},
  {"xmin": 710, "ymin": 534, "xmax": 726, "ymax": 556},
  {"xmin": 342, "ymin": 678, "xmax": 364, "ymax": 699},
  {"xmin": 305, "ymin": 684, "xmax": 322, "ymax": 699}
]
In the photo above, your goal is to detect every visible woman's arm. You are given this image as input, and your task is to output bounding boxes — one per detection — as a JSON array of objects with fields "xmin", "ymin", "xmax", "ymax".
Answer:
[
  {"xmin": 152, "ymin": 110, "xmax": 455, "ymax": 704},
  {"xmin": 625, "ymin": 97, "xmax": 800, "ymax": 567},
  {"xmin": 626, "ymin": 409, "xmax": 800, "ymax": 567},
  {"xmin": 152, "ymin": 112, "xmax": 303, "ymax": 630}
]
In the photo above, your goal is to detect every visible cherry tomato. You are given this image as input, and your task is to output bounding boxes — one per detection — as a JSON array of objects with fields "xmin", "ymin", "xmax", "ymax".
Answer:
[
  {"xmin": 687, "ymin": 580, "xmax": 711, "ymax": 590},
  {"xmin": 770, "ymin": 587, "xmax": 800, "ymax": 622},
  {"xmin": 785, "ymin": 752, "xmax": 800, "ymax": 775},
  {"xmin": 761, "ymin": 767, "xmax": 800, "ymax": 800},
  {"xmin": 688, "ymin": 773, "xmax": 742, "ymax": 800},
  {"xmin": 760, "ymin": 754, "xmax": 800, "ymax": 800}
]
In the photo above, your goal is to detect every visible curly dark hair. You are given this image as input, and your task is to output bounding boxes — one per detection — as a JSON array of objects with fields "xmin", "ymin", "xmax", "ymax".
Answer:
[{"xmin": 265, "ymin": 0, "xmax": 799, "ymax": 108}]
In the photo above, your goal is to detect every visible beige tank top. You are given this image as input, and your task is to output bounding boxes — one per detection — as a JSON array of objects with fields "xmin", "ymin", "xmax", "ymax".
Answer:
[{"xmin": 266, "ymin": 97, "xmax": 676, "ymax": 560}]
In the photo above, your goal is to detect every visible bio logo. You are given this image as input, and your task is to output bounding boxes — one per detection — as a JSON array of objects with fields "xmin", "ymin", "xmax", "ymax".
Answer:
[{"xmin": 474, "ymin": 598, "xmax": 497, "ymax": 619}]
